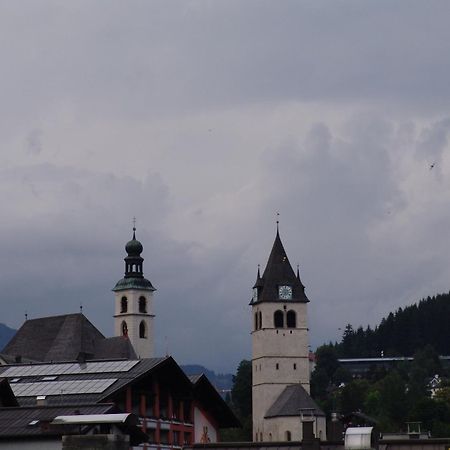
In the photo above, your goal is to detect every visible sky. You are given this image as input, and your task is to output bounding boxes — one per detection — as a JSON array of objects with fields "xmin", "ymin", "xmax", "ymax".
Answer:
[{"xmin": 1, "ymin": 1, "xmax": 450, "ymax": 373}]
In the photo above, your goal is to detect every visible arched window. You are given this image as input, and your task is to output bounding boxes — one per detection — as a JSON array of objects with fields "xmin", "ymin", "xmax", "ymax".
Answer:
[
  {"xmin": 287, "ymin": 310, "xmax": 296, "ymax": 328},
  {"xmin": 139, "ymin": 296, "xmax": 147, "ymax": 313},
  {"xmin": 121, "ymin": 296, "xmax": 128, "ymax": 313},
  {"xmin": 121, "ymin": 321, "xmax": 128, "ymax": 336},
  {"xmin": 258, "ymin": 311, "xmax": 262, "ymax": 329},
  {"xmin": 254, "ymin": 312, "xmax": 258, "ymax": 331},
  {"xmin": 139, "ymin": 321, "xmax": 147, "ymax": 338},
  {"xmin": 269, "ymin": 433, "xmax": 273, "ymax": 441},
  {"xmin": 274, "ymin": 310, "xmax": 284, "ymax": 328},
  {"xmin": 285, "ymin": 431, "xmax": 292, "ymax": 442}
]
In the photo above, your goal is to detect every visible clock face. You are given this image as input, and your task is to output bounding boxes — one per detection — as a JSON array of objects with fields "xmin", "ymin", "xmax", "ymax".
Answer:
[
  {"xmin": 253, "ymin": 287, "xmax": 258, "ymax": 301},
  {"xmin": 278, "ymin": 285, "xmax": 292, "ymax": 300}
]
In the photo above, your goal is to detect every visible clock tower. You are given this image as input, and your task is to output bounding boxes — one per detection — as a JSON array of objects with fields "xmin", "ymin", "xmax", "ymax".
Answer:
[
  {"xmin": 113, "ymin": 227, "xmax": 156, "ymax": 358},
  {"xmin": 251, "ymin": 226, "xmax": 322, "ymax": 442}
]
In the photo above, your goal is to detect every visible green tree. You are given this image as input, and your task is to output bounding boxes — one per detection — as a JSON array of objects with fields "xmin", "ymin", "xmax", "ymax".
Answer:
[{"xmin": 231, "ymin": 360, "xmax": 252, "ymax": 418}]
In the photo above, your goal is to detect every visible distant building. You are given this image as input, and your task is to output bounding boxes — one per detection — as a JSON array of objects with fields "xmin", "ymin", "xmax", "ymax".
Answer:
[{"xmin": 250, "ymin": 227, "xmax": 326, "ymax": 442}]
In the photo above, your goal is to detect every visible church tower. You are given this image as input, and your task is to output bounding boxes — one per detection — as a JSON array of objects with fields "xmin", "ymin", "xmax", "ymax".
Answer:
[
  {"xmin": 113, "ymin": 227, "xmax": 156, "ymax": 358},
  {"xmin": 251, "ymin": 226, "xmax": 319, "ymax": 442}
]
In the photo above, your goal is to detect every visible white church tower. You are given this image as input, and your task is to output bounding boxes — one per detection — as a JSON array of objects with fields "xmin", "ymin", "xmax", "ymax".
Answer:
[
  {"xmin": 113, "ymin": 227, "xmax": 156, "ymax": 358},
  {"xmin": 251, "ymin": 226, "xmax": 326, "ymax": 442}
]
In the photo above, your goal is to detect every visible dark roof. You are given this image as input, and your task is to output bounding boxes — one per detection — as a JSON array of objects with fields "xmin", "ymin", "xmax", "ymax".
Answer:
[
  {"xmin": 190, "ymin": 374, "xmax": 240, "ymax": 428},
  {"xmin": 0, "ymin": 357, "xmax": 193, "ymax": 407},
  {"xmin": 265, "ymin": 384, "xmax": 325, "ymax": 418},
  {"xmin": 0, "ymin": 379, "xmax": 18, "ymax": 407},
  {"xmin": 252, "ymin": 230, "xmax": 309, "ymax": 304},
  {"xmin": 94, "ymin": 337, "xmax": 137, "ymax": 360},
  {"xmin": 112, "ymin": 277, "xmax": 155, "ymax": 292},
  {"xmin": 0, "ymin": 403, "xmax": 115, "ymax": 438},
  {"xmin": 1, "ymin": 314, "xmax": 139, "ymax": 363},
  {"xmin": 1, "ymin": 314, "xmax": 104, "ymax": 362}
]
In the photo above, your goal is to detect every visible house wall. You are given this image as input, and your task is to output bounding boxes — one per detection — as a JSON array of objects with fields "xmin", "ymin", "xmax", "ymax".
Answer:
[{"xmin": 194, "ymin": 406, "xmax": 218, "ymax": 444}]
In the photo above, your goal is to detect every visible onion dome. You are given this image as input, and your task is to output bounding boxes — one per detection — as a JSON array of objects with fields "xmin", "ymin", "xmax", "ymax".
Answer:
[{"xmin": 125, "ymin": 229, "xmax": 143, "ymax": 256}]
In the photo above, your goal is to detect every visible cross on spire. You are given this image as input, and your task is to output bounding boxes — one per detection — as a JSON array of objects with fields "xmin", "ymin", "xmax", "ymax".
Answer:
[{"xmin": 132, "ymin": 216, "xmax": 137, "ymax": 231}]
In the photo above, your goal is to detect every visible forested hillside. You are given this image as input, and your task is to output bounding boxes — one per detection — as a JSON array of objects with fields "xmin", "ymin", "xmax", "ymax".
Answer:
[
  {"xmin": 310, "ymin": 292, "xmax": 450, "ymax": 436},
  {"xmin": 335, "ymin": 292, "xmax": 450, "ymax": 357}
]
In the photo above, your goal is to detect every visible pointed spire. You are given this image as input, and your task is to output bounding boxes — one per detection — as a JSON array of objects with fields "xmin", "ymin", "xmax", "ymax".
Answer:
[
  {"xmin": 257, "ymin": 264, "xmax": 261, "ymax": 278},
  {"xmin": 252, "ymin": 228, "xmax": 309, "ymax": 303}
]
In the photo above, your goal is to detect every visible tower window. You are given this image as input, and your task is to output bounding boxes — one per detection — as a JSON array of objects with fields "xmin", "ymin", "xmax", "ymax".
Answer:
[
  {"xmin": 259, "ymin": 311, "xmax": 262, "ymax": 329},
  {"xmin": 254, "ymin": 312, "xmax": 258, "ymax": 331},
  {"xmin": 274, "ymin": 310, "xmax": 284, "ymax": 328},
  {"xmin": 286, "ymin": 431, "xmax": 292, "ymax": 442},
  {"xmin": 139, "ymin": 321, "xmax": 147, "ymax": 339},
  {"xmin": 121, "ymin": 321, "xmax": 128, "ymax": 336},
  {"xmin": 287, "ymin": 310, "xmax": 296, "ymax": 328},
  {"xmin": 139, "ymin": 296, "xmax": 147, "ymax": 313},
  {"xmin": 294, "ymin": 363, "xmax": 297, "ymax": 370},
  {"xmin": 121, "ymin": 297, "xmax": 128, "ymax": 313},
  {"xmin": 276, "ymin": 363, "xmax": 279, "ymax": 370}
]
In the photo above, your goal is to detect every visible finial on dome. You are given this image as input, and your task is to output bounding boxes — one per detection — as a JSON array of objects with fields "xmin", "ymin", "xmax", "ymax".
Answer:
[
  {"xmin": 276, "ymin": 212, "xmax": 280, "ymax": 234},
  {"xmin": 132, "ymin": 217, "xmax": 137, "ymax": 239}
]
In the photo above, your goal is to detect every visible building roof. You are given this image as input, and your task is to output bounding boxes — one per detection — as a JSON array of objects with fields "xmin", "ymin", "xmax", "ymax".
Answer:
[
  {"xmin": 1, "ymin": 313, "xmax": 139, "ymax": 362},
  {"xmin": 264, "ymin": 384, "xmax": 325, "ymax": 418},
  {"xmin": 0, "ymin": 403, "xmax": 115, "ymax": 438},
  {"xmin": 189, "ymin": 374, "xmax": 240, "ymax": 428},
  {"xmin": 251, "ymin": 230, "xmax": 309, "ymax": 304}
]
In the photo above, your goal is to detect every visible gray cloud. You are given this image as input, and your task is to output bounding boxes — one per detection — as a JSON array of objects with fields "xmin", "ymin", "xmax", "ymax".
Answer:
[{"xmin": 1, "ymin": 2, "xmax": 450, "ymax": 372}]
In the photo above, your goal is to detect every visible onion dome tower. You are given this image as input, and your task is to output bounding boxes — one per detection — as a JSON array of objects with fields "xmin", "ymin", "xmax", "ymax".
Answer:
[{"xmin": 113, "ymin": 227, "xmax": 156, "ymax": 358}]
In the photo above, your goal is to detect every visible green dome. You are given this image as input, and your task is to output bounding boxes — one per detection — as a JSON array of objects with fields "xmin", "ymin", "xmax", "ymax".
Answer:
[{"xmin": 125, "ymin": 236, "xmax": 143, "ymax": 256}]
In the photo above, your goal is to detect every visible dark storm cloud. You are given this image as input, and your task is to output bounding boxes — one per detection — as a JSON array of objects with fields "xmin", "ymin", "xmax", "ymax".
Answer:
[{"xmin": 1, "ymin": 2, "xmax": 450, "ymax": 372}]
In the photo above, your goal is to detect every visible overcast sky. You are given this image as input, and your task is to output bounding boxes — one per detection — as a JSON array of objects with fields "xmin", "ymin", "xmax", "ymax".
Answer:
[{"xmin": 1, "ymin": 1, "xmax": 450, "ymax": 373}]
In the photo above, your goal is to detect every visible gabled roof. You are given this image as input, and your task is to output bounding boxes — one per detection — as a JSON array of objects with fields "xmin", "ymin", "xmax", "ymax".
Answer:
[
  {"xmin": 1, "ymin": 314, "xmax": 104, "ymax": 362},
  {"xmin": 252, "ymin": 230, "xmax": 309, "ymax": 304},
  {"xmin": 189, "ymin": 374, "xmax": 240, "ymax": 428},
  {"xmin": 265, "ymin": 384, "xmax": 324, "ymax": 418},
  {"xmin": 1, "ymin": 314, "xmax": 138, "ymax": 362},
  {"xmin": 0, "ymin": 403, "xmax": 115, "ymax": 438}
]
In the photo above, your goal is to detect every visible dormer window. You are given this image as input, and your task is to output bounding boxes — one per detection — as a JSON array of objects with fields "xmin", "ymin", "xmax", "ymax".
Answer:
[
  {"xmin": 253, "ymin": 287, "xmax": 258, "ymax": 302},
  {"xmin": 278, "ymin": 285, "xmax": 292, "ymax": 300}
]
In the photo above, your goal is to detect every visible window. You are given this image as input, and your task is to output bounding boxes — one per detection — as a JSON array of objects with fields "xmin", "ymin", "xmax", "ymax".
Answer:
[
  {"xmin": 274, "ymin": 310, "xmax": 284, "ymax": 328},
  {"xmin": 139, "ymin": 296, "xmax": 147, "ymax": 313},
  {"xmin": 254, "ymin": 312, "xmax": 258, "ymax": 331},
  {"xmin": 120, "ymin": 296, "xmax": 128, "ymax": 313},
  {"xmin": 276, "ymin": 363, "xmax": 279, "ymax": 370},
  {"xmin": 294, "ymin": 363, "xmax": 297, "ymax": 370},
  {"xmin": 286, "ymin": 431, "xmax": 292, "ymax": 442},
  {"xmin": 139, "ymin": 321, "xmax": 147, "ymax": 338},
  {"xmin": 258, "ymin": 311, "xmax": 262, "ymax": 329},
  {"xmin": 121, "ymin": 321, "xmax": 128, "ymax": 336},
  {"xmin": 287, "ymin": 310, "xmax": 296, "ymax": 328}
]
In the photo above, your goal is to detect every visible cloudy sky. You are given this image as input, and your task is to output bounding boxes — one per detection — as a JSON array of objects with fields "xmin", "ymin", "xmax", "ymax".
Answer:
[{"xmin": 1, "ymin": 1, "xmax": 450, "ymax": 373}]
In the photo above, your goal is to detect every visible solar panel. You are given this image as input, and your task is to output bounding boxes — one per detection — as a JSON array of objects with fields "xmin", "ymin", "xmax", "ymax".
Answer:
[
  {"xmin": 11, "ymin": 379, "xmax": 117, "ymax": 397},
  {"xmin": 0, "ymin": 360, "xmax": 139, "ymax": 378}
]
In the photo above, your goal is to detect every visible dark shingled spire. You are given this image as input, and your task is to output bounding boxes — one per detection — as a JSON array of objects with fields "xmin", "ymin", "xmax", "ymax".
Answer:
[{"xmin": 251, "ymin": 229, "xmax": 308, "ymax": 304}]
